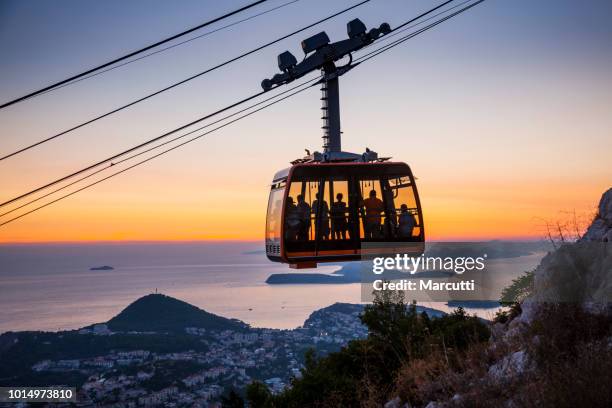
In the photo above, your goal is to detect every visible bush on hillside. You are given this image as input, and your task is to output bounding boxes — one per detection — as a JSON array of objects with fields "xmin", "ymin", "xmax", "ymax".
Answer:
[{"xmin": 249, "ymin": 289, "xmax": 490, "ymax": 407}]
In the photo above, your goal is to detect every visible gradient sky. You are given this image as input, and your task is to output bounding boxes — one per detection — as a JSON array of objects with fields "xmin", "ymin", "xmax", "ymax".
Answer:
[{"xmin": 0, "ymin": 0, "xmax": 610, "ymax": 242}]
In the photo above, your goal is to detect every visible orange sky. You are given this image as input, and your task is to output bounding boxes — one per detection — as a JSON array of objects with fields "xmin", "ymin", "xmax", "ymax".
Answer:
[{"xmin": 0, "ymin": 174, "xmax": 606, "ymax": 243}]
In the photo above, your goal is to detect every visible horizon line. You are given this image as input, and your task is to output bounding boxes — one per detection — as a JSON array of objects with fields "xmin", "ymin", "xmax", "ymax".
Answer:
[{"xmin": 0, "ymin": 236, "xmax": 548, "ymax": 245}]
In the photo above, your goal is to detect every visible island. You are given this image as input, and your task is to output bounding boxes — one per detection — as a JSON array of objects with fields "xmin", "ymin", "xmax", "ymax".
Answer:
[{"xmin": 89, "ymin": 265, "xmax": 114, "ymax": 271}]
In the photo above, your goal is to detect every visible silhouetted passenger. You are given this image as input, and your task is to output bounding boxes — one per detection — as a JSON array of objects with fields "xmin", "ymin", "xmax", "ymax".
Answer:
[
  {"xmin": 284, "ymin": 197, "xmax": 300, "ymax": 241},
  {"xmin": 331, "ymin": 193, "xmax": 348, "ymax": 240},
  {"xmin": 363, "ymin": 189, "xmax": 384, "ymax": 239},
  {"xmin": 296, "ymin": 194, "xmax": 311, "ymax": 241},
  {"xmin": 383, "ymin": 185, "xmax": 398, "ymax": 237},
  {"xmin": 398, "ymin": 204, "xmax": 416, "ymax": 238},
  {"xmin": 312, "ymin": 192, "xmax": 330, "ymax": 240}
]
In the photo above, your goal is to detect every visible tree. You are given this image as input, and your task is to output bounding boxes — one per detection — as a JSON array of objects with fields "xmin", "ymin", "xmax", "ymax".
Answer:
[
  {"xmin": 246, "ymin": 381, "xmax": 271, "ymax": 408},
  {"xmin": 360, "ymin": 290, "xmax": 429, "ymax": 362},
  {"xmin": 429, "ymin": 307, "xmax": 489, "ymax": 351},
  {"xmin": 221, "ymin": 389, "xmax": 244, "ymax": 408},
  {"xmin": 501, "ymin": 269, "xmax": 534, "ymax": 305},
  {"xmin": 264, "ymin": 287, "xmax": 490, "ymax": 407}
]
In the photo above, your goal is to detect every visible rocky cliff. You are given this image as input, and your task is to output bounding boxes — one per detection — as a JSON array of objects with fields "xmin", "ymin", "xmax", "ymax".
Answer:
[
  {"xmin": 387, "ymin": 187, "xmax": 612, "ymax": 408},
  {"xmin": 581, "ymin": 187, "xmax": 612, "ymax": 242},
  {"xmin": 521, "ymin": 187, "xmax": 612, "ymax": 320}
]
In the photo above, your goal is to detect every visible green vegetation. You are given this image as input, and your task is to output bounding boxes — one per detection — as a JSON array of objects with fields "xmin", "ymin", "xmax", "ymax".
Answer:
[
  {"xmin": 442, "ymin": 303, "xmax": 612, "ymax": 408},
  {"xmin": 493, "ymin": 269, "xmax": 534, "ymax": 324},
  {"xmin": 221, "ymin": 389, "xmax": 245, "ymax": 407},
  {"xmin": 246, "ymin": 289, "xmax": 489, "ymax": 407},
  {"xmin": 246, "ymin": 381, "xmax": 271, "ymax": 407},
  {"xmin": 107, "ymin": 293, "xmax": 247, "ymax": 333},
  {"xmin": 388, "ymin": 277, "xmax": 612, "ymax": 407},
  {"xmin": 527, "ymin": 303, "xmax": 611, "ymax": 366},
  {"xmin": 500, "ymin": 269, "xmax": 534, "ymax": 305}
]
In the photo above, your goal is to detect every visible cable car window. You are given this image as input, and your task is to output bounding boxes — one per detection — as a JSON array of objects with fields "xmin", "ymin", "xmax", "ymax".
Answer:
[
  {"xmin": 328, "ymin": 179, "xmax": 350, "ymax": 241},
  {"xmin": 286, "ymin": 179, "xmax": 321, "ymax": 242},
  {"xmin": 265, "ymin": 182, "xmax": 285, "ymax": 256},
  {"xmin": 388, "ymin": 176, "xmax": 421, "ymax": 238},
  {"xmin": 312, "ymin": 181, "xmax": 330, "ymax": 242},
  {"xmin": 357, "ymin": 178, "xmax": 389, "ymax": 240}
]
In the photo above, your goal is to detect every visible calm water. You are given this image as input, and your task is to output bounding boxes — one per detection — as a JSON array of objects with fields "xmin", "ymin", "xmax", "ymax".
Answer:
[{"xmin": 0, "ymin": 242, "xmax": 544, "ymax": 333}]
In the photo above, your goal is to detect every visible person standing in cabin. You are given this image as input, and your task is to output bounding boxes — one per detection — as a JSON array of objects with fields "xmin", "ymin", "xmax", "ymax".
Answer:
[
  {"xmin": 363, "ymin": 189, "xmax": 384, "ymax": 239},
  {"xmin": 331, "ymin": 193, "xmax": 348, "ymax": 240},
  {"xmin": 312, "ymin": 192, "xmax": 330, "ymax": 240},
  {"xmin": 296, "ymin": 194, "xmax": 311, "ymax": 241}
]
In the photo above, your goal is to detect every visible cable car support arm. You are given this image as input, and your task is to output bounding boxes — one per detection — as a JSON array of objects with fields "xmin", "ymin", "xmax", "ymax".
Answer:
[{"xmin": 261, "ymin": 19, "xmax": 391, "ymax": 161}]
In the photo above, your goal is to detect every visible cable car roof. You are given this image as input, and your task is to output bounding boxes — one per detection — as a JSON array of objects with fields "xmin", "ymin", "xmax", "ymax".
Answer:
[
  {"xmin": 272, "ymin": 167, "xmax": 290, "ymax": 183},
  {"xmin": 271, "ymin": 160, "xmax": 412, "ymax": 184}
]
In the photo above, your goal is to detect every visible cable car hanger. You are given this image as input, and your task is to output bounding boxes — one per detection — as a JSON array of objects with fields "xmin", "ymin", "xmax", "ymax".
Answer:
[{"xmin": 261, "ymin": 18, "xmax": 391, "ymax": 163}]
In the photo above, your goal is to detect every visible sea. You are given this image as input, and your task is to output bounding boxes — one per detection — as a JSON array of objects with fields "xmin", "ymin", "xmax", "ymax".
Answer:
[{"xmin": 0, "ymin": 242, "xmax": 545, "ymax": 333}]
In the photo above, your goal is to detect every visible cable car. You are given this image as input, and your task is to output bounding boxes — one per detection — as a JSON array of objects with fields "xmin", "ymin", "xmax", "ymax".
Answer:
[
  {"xmin": 265, "ymin": 159, "xmax": 424, "ymax": 268},
  {"xmin": 262, "ymin": 19, "xmax": 424, "ymax": 267}
]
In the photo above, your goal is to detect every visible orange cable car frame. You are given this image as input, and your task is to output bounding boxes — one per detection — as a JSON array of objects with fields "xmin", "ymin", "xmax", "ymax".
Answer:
[{"xmin": 265, "ymin": 161, "xmax": 425, "ymax": 268}]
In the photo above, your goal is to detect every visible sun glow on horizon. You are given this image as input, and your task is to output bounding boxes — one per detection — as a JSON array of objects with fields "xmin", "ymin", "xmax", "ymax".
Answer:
[{"xmin": 0, "ymin": 177, "xmax": 604, "ymax": 244}]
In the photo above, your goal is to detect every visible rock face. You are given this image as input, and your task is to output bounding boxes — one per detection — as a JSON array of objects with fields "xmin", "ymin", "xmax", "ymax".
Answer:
[
  {"xmin": 487, "ymin": 350, "xmax": 530, "ymax": 382},
  {"xmin": 528, "ymin": 241, "xmax": 612, "ymax": 305},
  {"xmin": 388, "ymin": 189, "xmax": 612, "ymax": 407},
  {"xmin": 517, "ymin": 187, "xmax": 612, "ymax": 316},
  {"xmin": 581, "ymin": 188, "xmax": 612, "ymax": 242}
]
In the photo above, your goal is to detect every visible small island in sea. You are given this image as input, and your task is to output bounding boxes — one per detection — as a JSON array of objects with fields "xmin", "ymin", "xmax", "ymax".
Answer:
[{"xmin": 89, "ymin": 265, "xmax": 114, "ymax": 271}]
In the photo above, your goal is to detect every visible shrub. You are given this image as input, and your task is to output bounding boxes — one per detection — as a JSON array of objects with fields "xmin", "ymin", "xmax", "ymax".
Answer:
[
  {"xmin": 527, "ymin": 303, "xmax": 610, "ymax": 365},
  {"xmin": 493, "ymin": 302, "xmax": 522, "ymax": 325},
  {"xmin": 221, "ymin": 389, "xmax": 244, "ymax": 408},
  {"xmin": 264, "ymin": 290, "xmax": 490, "ymax": 407},
  {"xmin": 500, "ymin": 270, "xmax": 534, "ymax": 305},
  {"xmin": 536, "ymin": 340, "xmax": 612, "ymax": 408},
  {"xmin": 246, "ymin": 381, "xmax": 272, "ymax": 408}
]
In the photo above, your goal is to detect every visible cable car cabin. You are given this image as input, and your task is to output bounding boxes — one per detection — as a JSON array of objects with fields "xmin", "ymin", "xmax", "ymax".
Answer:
[{"xmin": 265, "ymin": 161, "xmax": 424, "ymax": 268}]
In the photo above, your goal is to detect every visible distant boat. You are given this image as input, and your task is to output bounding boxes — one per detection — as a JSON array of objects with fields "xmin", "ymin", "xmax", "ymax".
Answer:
[{"xmin": 90, "ymin": 265, "xmax": 114, "ymax": 271}]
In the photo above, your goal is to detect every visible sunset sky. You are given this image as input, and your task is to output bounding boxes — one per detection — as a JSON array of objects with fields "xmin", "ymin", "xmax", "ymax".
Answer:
[{"xmin": 0, "ymin": 0, "xmax": 610, "ymax": 243}]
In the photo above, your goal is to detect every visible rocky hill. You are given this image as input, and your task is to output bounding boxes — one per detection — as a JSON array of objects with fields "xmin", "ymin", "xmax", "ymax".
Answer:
[
  {"xmin": 581, "ymin": 187, "xmax": 612, "ymax": 242},
  {"xmin": 106, "ymin": 293, "xmax": 248, "ymax": 333},
  {"xmin": 521, "ymin": 187, "xmax": 612, "ymax": 318},
  {"xmin": 384, "ymin": 187, "xmax": 612, "ymax": 408}
]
